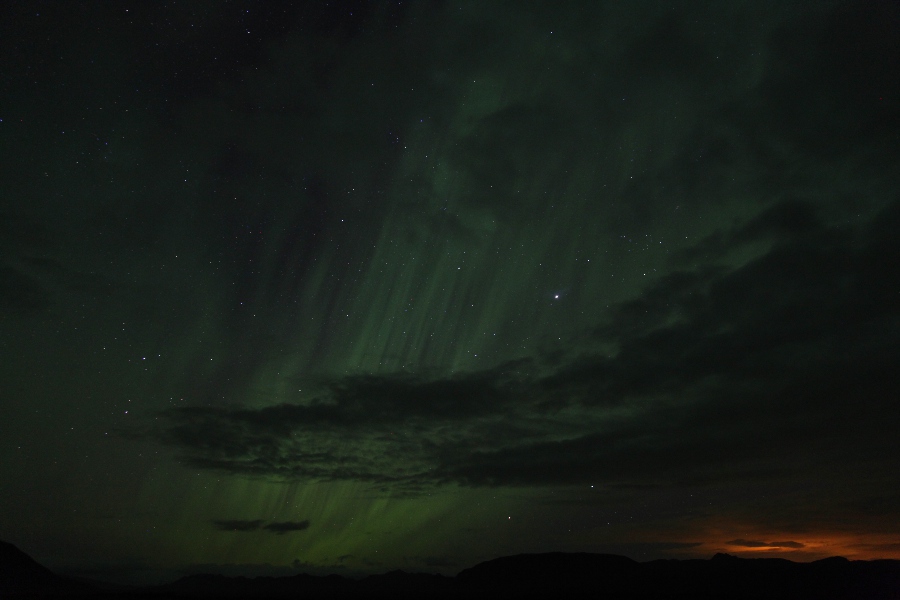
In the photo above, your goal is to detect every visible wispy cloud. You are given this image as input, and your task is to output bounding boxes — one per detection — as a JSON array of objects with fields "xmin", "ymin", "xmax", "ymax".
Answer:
[{"xmin": 264, "ymin": 520, "xmax": 310, "ymax": 535}]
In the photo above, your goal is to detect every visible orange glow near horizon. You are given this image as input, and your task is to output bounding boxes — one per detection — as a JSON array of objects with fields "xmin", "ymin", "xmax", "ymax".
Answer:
[
  {"xmin": 620, "ymin": 516, "xmax": 900, "ymax": 563},
  {"xmin": 686, "ymin": 531, "xmax": 900, "ymax": 562}
]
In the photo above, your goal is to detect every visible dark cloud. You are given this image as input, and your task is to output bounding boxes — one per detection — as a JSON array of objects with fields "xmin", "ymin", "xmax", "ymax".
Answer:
[
  {"xmin": 211, "ymin": 519, "xmax": 310, "ymax": 535},
  {"xmin": 759, "ymin": 0, "xmax": 900, "ymax": 158},
  {"xmin": 264, "ymin": 521, "xmax": 310, "ymax": 535},
  {"xmin": 145, "ymin": 195, "xmax": 900, "ymax": 498},
  {"xmin": 211, "ymin": 519, "xmax": 264, "ymax": 532},
  {"xmin": 148, "ymin": 361, "xmax": 539, "ymax": 490},
  {"xmin": 676, "ymin": 199, "xmax": 824, "ymax": 264},
  {"xmin": 727, "ymin": 539, "xmax": 806, "ymax": 549},
  {"xmin": 851, "ymin": 543, "xmax": 900, "ymax": 552}
]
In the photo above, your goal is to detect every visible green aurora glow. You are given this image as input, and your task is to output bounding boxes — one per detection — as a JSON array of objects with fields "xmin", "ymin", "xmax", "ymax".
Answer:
[{"xmin": 1, "ymin": 0, "xmax": 899, "ymax": 584}]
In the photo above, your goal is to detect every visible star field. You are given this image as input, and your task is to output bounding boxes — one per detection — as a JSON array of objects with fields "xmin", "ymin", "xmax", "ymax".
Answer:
[{"xmin": 1, "ymin": 0, "xmax": 899, "ymax": 585}]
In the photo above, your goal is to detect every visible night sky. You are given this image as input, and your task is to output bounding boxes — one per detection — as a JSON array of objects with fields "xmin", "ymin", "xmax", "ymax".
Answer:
[{"xmin": 2, "ymin": 0, "xmax": 899, "ymax": 585}]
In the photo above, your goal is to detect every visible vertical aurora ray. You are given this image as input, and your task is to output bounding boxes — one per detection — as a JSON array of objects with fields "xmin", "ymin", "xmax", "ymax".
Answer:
[{"xmin": 3, "ymin": 0, "xmax": 899, "ymax": 582}]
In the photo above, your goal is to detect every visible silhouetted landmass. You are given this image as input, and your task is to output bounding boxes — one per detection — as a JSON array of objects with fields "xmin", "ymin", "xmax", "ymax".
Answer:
[
  {"xmin": 2, "ymin": 540, "xmax": 899, "ymax": 599},
  {"xmin": 0, "ymin": 540, "xmax": 97, "ymax": 597}
]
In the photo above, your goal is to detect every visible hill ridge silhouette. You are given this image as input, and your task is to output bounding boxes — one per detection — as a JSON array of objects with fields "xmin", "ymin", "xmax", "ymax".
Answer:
[{"xmin": 2, "ymin": 539, "xmax": 899, "ymax": 599}]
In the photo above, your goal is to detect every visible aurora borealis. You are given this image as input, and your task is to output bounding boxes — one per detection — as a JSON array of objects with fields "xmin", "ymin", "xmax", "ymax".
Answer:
[{"xmin": 2, "ymin": 0, "xmax": 899, "ymax": 585}]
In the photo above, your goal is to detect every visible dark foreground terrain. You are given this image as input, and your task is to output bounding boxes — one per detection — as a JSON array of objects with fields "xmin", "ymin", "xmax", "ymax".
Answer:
[{"xmin": 3, "ymin": 539, "xmax": 899, "ymax": 599}]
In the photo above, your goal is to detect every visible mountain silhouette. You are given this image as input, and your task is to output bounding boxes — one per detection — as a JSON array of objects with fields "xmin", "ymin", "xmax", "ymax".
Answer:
[
  {"xmin": 2, "ymin": 539, "xmax": 899, "ymax": 599},
  {"xmin": 0, "ymin": 540, "xmax": 96, "ymax": 596}
]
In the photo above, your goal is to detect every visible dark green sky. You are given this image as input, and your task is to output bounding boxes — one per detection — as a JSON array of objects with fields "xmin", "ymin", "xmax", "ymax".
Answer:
[{"xmin": 2, "ymin": 0, "xmax": 899, "ymax": 585}]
